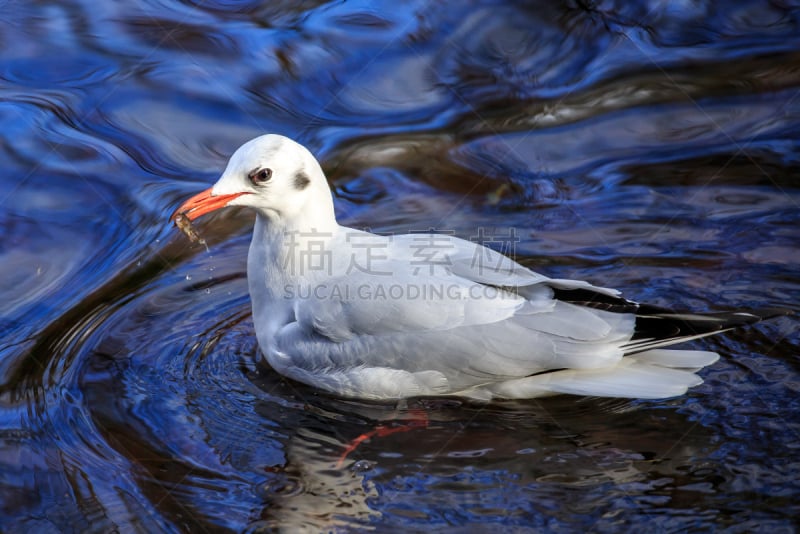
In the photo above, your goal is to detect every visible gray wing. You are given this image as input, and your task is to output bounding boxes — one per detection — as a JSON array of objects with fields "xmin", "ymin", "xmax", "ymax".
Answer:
[{"xmin": 272, "ymin": 231, "xmax": 636, "ymax": 398}]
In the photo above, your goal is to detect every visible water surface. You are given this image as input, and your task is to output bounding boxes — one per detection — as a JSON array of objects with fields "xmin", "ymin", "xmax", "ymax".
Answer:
[{"xmin": 1, "ymin": 1, "xmax": 799, "ymax": 531}]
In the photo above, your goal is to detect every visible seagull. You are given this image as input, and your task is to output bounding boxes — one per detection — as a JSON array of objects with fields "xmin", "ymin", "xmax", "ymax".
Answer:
[{"xmin": 171, "ymin": 134, "xmax": 788, "ymax": 401}]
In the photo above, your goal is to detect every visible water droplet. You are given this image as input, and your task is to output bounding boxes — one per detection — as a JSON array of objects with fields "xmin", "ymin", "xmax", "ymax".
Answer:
[
  {"xmin": 185, "ymin": 274, "xmax": 192, "ymax": 281},
  {"xmin": 205, "ymin": 288, "xmax": 211, "ymax": 294},
  {"xmin": 136, "ymin": 260, "xmax": 142, "ymax": 267},
  {"xmin": 351, "ymin": 459, "xmax": 375, "ymax": 472},
  {"xmin": 446, "ymin": 448, "xmax": 493, "ymax": 458}
]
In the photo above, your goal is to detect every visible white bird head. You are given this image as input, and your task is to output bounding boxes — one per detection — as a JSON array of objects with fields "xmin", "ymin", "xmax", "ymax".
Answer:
[{"xmin": 171, "ymin": 134, "xmax": 335, "ymax": 229}]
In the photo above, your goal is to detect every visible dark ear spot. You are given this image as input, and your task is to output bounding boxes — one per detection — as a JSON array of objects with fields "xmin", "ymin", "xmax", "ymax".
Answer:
[{"xmin": 293, "ymin": 171, "xmax": 311, "ymax": 190}]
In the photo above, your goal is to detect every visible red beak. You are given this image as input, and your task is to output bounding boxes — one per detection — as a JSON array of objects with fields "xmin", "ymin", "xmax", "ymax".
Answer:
[{"xmin": 170, "ymin": 187, "xmax": 250, "ymax": 222}]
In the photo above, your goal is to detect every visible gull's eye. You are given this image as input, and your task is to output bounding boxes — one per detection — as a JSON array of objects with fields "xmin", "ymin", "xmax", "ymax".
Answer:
[{"xmin": 248, "ymin": 167, "xmax": 272, "ymax": 185}]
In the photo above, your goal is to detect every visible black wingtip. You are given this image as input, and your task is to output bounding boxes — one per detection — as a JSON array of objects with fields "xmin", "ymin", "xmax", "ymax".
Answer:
[
  {"xmin": 643, "ymin": 307, "xmax": 793, "ymax": 328},
  {"xmin": 746, "ymin": 307, "xmax": 794, "ymax": 321},
  {"xmin": 699, "ymin": 307, "xmax": 794, "ymax": 327},
  {"xmin": 625, "ymin": 306, "xmax": 794, "ymax": 354}
]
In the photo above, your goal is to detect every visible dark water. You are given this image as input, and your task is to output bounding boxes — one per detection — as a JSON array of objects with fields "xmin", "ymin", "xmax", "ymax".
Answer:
[{"xmin": 1, "ymin": 1, "xmax": 799, "ymax": 531}]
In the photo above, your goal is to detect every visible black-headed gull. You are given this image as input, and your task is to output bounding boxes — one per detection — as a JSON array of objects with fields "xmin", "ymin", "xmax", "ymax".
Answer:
[{"xmin": 171, "ymin": 134, "xmax": 787, "ymax": 401}]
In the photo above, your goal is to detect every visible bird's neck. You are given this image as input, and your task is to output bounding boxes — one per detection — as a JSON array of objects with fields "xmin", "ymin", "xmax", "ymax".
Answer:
[
  {"xmin": 250, "ymin": 205, "xmax": 340, "ymax": 282},
  {"xmin": 248, "ymin": 208, "xmax": 340, "ymax": 341}
]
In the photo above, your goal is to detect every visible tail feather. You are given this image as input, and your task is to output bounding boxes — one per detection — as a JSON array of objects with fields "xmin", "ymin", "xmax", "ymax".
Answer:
[
  {"xmin": 630, "ymin": 349, "xmax": 719, "ymax": 369},
  {"xmin": 508, "ymin": 287, "xmax": 792, "ymax": 399},
  {"xmin": 551, "ymin": 287, "xmax": 791, "ymax": 354},
  {"xmin": 623, "ymin": 307, "xmax": 792, "ymax": 354},
  {"xmin": 489, "ymin": 360, "xmax": 704, "ymax": 399}
]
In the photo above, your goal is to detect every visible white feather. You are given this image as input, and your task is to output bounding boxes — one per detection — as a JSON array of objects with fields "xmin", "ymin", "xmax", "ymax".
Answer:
[
  {"xmin": 631, "ymin": 349, "xmax": 720, "ymax": 369},
  {"xmin": 485, "ymin": 360, "xmax": 703, "ymax": 399},
  {"xmin": 173, "ymin": 134, "xmax": 766, "ymax": 401}
]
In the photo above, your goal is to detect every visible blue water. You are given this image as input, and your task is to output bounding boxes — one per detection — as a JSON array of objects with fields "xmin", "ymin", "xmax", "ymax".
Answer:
[{"xmin": 1, "ymin": 1, "xmax": 799, "ymax": 531}]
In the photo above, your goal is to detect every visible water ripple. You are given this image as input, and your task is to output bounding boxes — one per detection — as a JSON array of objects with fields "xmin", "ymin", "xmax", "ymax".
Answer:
[{"xmin": 1, "ymin": 0, "xmax": 798, "ymax": 531}]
